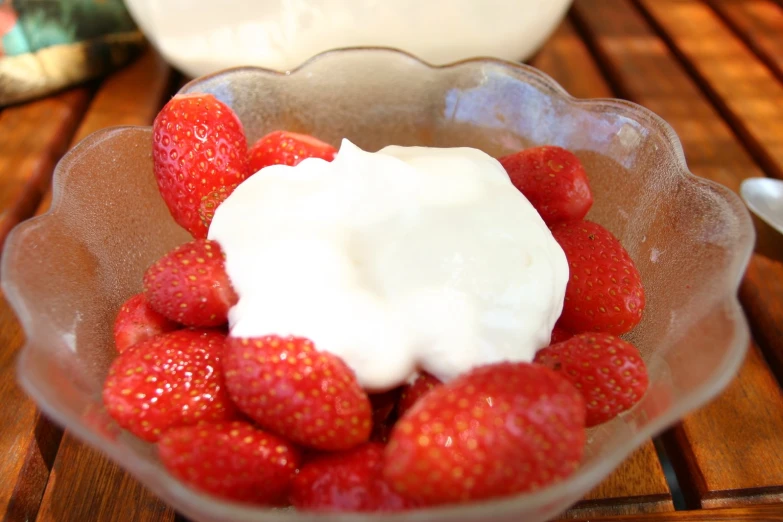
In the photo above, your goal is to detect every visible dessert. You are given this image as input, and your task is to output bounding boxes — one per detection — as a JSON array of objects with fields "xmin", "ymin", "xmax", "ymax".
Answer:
[
  {"xmin": 102, "ymin": 92, "xmax": 650, "ymax": 511},
  {"xmin": 209, "ymin": 139, "xmax": 569, "ymax": 390}
]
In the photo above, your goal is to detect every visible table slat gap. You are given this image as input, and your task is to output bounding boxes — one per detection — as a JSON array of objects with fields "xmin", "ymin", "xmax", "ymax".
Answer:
[
  {"xmin": 568, "ymin": 503, "xmax": 783, "ymax": 521},
  {"xmin": 2, "ymin": 413, "xmax": 62, "ymax": 522},
  {"xmin": 565, "ymin": 11, "xmax": 634, "ymax": 101},
  {"xmin": 661, "ymin": 343, "xmax": 783, "ymax": 507},
  {"xmin": 572, "ymin": 0, "xmax": 783, "ymax": 508},
  {"xmin": 706, "ymin": 0, "xmax": 783, "ymax": 84},
  {"xmin": 632, "ymin": 0, "xmax": 783, "ymax": 181},
  {"xmin": 16, "ymin": 48, "xmax": 178, "ymax": 522},
  {"xmin": 0, "ymin": 87, "xmax": 93, "ymax": 249},
  {"xmin": 739, "ymin": 254, "xmax": 783, "ymax": 388}
]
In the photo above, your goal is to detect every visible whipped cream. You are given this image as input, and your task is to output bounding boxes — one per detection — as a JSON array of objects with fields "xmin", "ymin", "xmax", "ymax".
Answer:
[{"xmin": 208, "ymin": 140, "xmax": 568, "ymax": 391}]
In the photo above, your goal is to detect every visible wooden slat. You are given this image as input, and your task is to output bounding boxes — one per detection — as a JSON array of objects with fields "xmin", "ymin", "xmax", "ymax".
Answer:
[
  {"xmin": 560, "ymin": 445, "xmax": 673, "ymax": 519},
  {"xmin": 572, "ymin": 0, "xmax": 764, "ymax": 193},
  {"xmin": 530, "ymin": 18, "xmax": 613, "ymax": 100},
  {"xmin": 0, "ymin": 88, "xmax": 91, "ymax": 247},
  {"xmin": 662, "ymin": 344, "xmax": 783, "ymax": 508},
  {"xmin": 30, "ymin": 48, "xmax": 177, "ymax": 522},
  {"xmin": 635, "ymin": 0, "xmax": 783, "ymax": 180},
  {"xmin": 35, "ymin": 437, "xmax": 177, "ymax": 522},
  {"xmin": 573, "ymin": 504, "xmax": 783, "ymax": 521},
  {"xmin": 740, "ymin": 252, "xmax": 783, "ymax": 385},
  {"xmin": 0, "ymin": 293, "xmax": 63, "ymax": 522},
  {"xmin": 531, "ymin": 18, "xmax": 673, "ymax": 518},
  {"xmin": 708, "ymin": 0, "xmax": 783, "ymax": 82},
  {"xmin": 0, "ymin": 69, "xmax": 92, "ymax": 522},
  {"xmin": 573, "ymin": 0, "xmax": 783, "ymax": 508}
]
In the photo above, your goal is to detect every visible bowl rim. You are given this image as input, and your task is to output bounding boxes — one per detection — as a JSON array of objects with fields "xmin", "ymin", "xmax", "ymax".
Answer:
[{"xmin": 2, "ymin": 46, "xmax": 754, "ymax": 520}]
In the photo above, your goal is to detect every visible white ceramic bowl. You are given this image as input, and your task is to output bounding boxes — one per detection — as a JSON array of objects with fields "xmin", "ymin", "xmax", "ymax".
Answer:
[{"xmin": 123, "ymin": 0, "xmax": 573, "ymax": 77}]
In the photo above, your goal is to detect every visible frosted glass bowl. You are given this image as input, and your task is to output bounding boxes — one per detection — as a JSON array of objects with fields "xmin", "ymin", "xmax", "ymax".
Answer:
[{"xmin": 2, "ymin": 48, "xmax": 753, "ymax": 522}]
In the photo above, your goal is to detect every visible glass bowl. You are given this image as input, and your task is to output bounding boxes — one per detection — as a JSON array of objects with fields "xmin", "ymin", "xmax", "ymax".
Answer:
[{"xmin": 1, "ymin": 48, "xmax": 754, "ymax": 522}]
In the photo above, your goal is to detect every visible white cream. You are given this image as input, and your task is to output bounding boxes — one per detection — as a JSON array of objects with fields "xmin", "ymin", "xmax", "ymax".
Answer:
[{"xmin": 208, "ymin": 140, "xmax": 568, "ymax": 391}]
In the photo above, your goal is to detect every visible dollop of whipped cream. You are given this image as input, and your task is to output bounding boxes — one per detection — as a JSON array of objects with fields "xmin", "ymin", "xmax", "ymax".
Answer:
[{"xmin": 208, "ymin": 140, "xmax": 568, "ymax": 391}]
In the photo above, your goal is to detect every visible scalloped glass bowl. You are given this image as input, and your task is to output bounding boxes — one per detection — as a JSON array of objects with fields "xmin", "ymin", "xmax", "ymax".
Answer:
[{"xmin": 2, "ymin": 49, "xmax": 753, "ymax": 522}]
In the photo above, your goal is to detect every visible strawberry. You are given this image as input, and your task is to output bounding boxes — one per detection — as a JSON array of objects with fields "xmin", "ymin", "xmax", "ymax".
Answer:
[
  {"xmin": 397, "ymin": 372, "xmax": 441, "ymax": 417},
  {"xmin": 549, "ymin": 324, "xmax": 573, "ymax": 345},
  {"xmin": 550, "ymin": 220, "xmax": 645, "ymax": 335},
  {"xmin": 143, "ymin": 239, "xmax": 237, "ymax": 327},
  {"xmin": 384, "ymin": 362, "xmax": 585, "ymax": 505},
  {"xmin": 158, "ymin": 421, "xmax": 300, "ymax": 505},
  {"xmin": 499, "ymin": 145, "xmax": 593, "ymax": 225},
  {"xmin": 113, "ymin": 293, "xmax": 178, "ymax": 353},
  {"xmin": 153, "ymin": 93, "xmax": 250, "ymax": 238},
  {"xmin": 248, "ymin": 130, "xmax": 336, "ymax": 173},
  {"xmin": 290, "ymin": 443, "xmax": 419, "ymax": 512},
  {"xmin": 103, "ymin": 329, "xmax": 238, "ymax": 442},
  {"xmin": 224, "ymin": 335, "xmax": 372, "ymax": 451},
  {"xmin": 534, "ymin": 333, "xmax": 649, "ymax": 427}
]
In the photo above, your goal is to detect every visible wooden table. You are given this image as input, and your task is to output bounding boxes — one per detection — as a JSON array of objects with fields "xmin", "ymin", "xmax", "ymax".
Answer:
[{"xmin": 1, "ymin": 1, "xmax": 783, "ymax": 520}]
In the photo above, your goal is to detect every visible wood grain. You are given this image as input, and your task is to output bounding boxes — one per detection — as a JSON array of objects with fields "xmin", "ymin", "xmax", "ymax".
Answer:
[
  {"xmin": 740, "ymin": 252, "xmax": 783, "ymax": 385},
  {"xmin": 571, "ymin": 503, "xmax": 783, "ymax": 521},
  {"xmin": 662, "ymin": 343, "xmax": 783, "ymax": 508},
  {"xmin": 635, "ymin": 0, "xmax": 783, "ymax": 180},
  {"xmin": 32, "ymin": 48, "xmax": 178, "ymax": 522},
  {"xmin": 708, "ymin": 0, "xmax": 783, "ymax": 83},
  {"xmin": 35, "ymin": 437, "xmax": 176, "ymax": 522},
  {"xmin": 0, "ymin": 88, "xmax": 91, "ymax": 247},
  {"xmin": 0, "ymin": 57, "xmax": 93, "ymax": 522},
  {"xmin": 572, "ymin": 0, "xmax": 765, "ymax": 192},
  {"xmin": 531, "ymin": 17, "xmax": 673, "ymax": 517},
  {"xmin": 0, "ymin": 292, "xmax": 63, "ymax": 522},
  {"xmin": 560, "ymin": 445, "xmax": 672, "ymax": 519},
  {"xmin": 530, "ymin": 18, "xmax": 614, "ymax": 100},
  {"xmin": 573, "ymin": 0, "xmax": 783, "ymax": 508}
]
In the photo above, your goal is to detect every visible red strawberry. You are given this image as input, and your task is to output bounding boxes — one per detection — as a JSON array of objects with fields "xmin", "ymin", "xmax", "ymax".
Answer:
[
  {"xmin": 397, "ymin": 372, "xmax": 441, "ymax": 417},
  {"xmin": 153, "ymin": 93, "xmax": 250, "ymax": 238},
  {"xmin": 103, "ymin": 329, "xmax": 238, "ymax": 441},
  {"xmin": 113, "ymin": 293, "xmax": 178, "ymax": 353},
  {"xmin": 499, "ymin": 145, "xmax": 593, "ymax": 225},
  {"xmin": 550, "ymin": 220, "xmax": 645, "ymax": 335},
  {"xmin": 143, "ymin": 239, "xmax": 237, "ymax": 327},
  {"xmin": 290, "ymin": 443, "xmax": 419, "ymax": 512},
  {"xmin": 549, "ymin": 325, "xmax": 573, "ymax": 345},
  {"xmin": 249, "ymin": 130, "xmax": 336, "ymax": 173},
  {"xmin": 158, "ymin": 421, "xmax": 300, "ymax": 505},
  {"xmin": 384, "ymin": 362, "xmax": 585, "ymax": 505},
  {"xmin": 224, "ymin": 335, "xmax": 372, "ymax": 451},
  {"xmin": 534, "ymin": 333, "xmax": 649, "ymax": 427}
]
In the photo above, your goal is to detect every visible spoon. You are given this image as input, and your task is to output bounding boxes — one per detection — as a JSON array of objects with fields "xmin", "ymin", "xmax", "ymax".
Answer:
[{"xmin": 740, "ymin": 178, "xmax": 783, "ymax": 236}]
